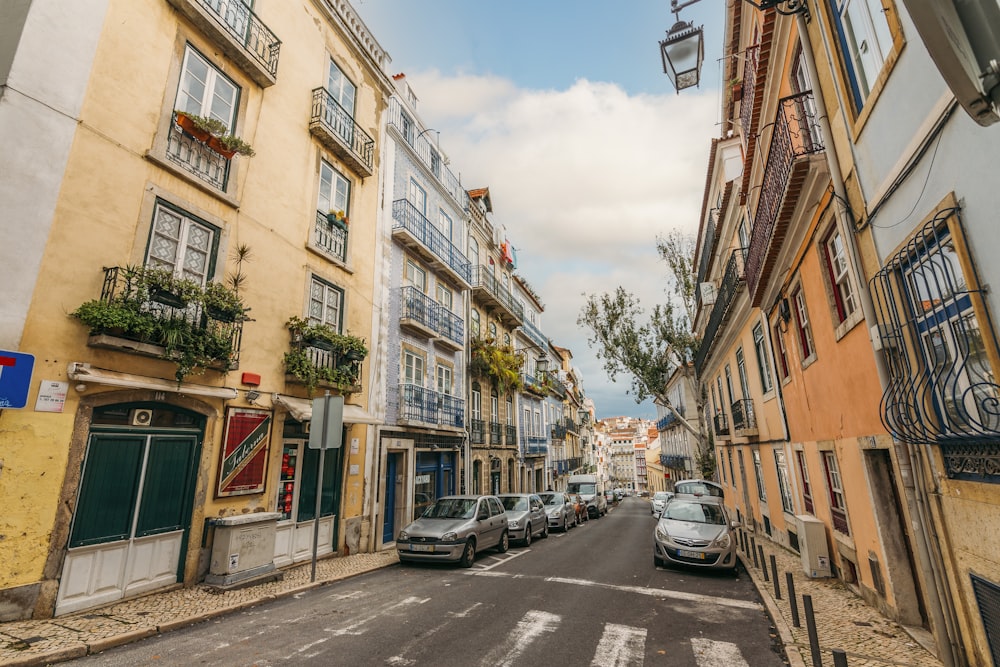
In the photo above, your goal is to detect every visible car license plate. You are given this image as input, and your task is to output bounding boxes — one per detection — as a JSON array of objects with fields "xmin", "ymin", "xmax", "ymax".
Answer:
[
  {"xmin": 410, "ymin": 544, "xmax": 435, "ymax": 553},
  {"xmin": 678, "ymin": 549, "xmax": 704, "ymax": 559}
]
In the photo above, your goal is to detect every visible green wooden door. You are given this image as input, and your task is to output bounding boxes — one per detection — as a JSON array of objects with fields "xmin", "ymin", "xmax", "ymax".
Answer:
[{"xmin": 69, "ymin": 434, "xmax": 145, "ymax": 548}]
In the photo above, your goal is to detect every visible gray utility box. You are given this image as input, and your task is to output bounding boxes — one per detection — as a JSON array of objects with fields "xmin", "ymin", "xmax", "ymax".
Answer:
[
  {"xmin": 206, "ymin": 512, "xmax": 282, "ymax": 587},
  {"xmin": 795, "ymin": 514, "xmax": 832, "ymax": 578}
]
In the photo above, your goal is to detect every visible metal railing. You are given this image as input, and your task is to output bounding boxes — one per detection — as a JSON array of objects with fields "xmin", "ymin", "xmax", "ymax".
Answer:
[
  {"xmin": 696, "ymin": 209, "xmax": 716, "ymax": 287},
  {"xmin": 739, "ymin": 45, "xmax": 760, "ymax": 143},
  {"xmin": 310, "ymin": 88, "xmax": 375, "ymax": 172},
  {"xmin": 199, "ymin": 0, "xmax": 280, "ymax": 78},
  {"xmin": 392, "ymin": 199, "xmax": 472, "ymax": 284},
  {"xmin": 469, "ymin": 417, "xmax": 485, "ymax": 444},
  {"xmin": 386, "ymin": 99, "xmax": 468, "ymax": 209},
  {"xmin": 166, "ymin": 119, "xmax": 230, "ymax": 190},
  {"xmin": 731, "ymin": 398, "xmax": 757, "ymax": 432},
  {"xmin": 695, "ymin": 248, "xmax": 747, "ymax": 373},
  {"xmin": 400, "ymin": 286, "xmax": 436, "ymax": 331},
  {"xmin": 434, "ymin": 305, "xmax": 464, "ymax": 347},
  {"xmin": 471, "ymin": 265, "xmax": 524, "ymax": 321},
  {"xmin": 505, "ymin": 425, "xmax": 517, "ymax": 446},
  {"xmin": 398, "ymin": 384, "xmax": 464, "ymax": 428},
  {"xmin": 713, "ymin": 412, "xmax": 730, "ymax": 436},
  {"xmin": 489, "ymin": 421, "xmax": 502, "ymax": 445},
  {"xmin": 314, "ymin": 210, "xmax": 347, "ymax": 262},
  {"xmin": 745, "ymin": 91, "xmax": 824, "ymax": 297}
]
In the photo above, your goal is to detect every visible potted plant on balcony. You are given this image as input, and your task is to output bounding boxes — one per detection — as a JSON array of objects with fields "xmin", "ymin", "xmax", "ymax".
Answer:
[
  {"xmin": 142, "ymin": 267, "xmax": 200, "ymax": 308},
  {"xmin": 731, "ymin": 78, "xmax": 743, "ymax": 102},
  {"xmin": 72, "ymin": 298, "xmax": 157, "ymax": 341},
  {"xmin": 202, "ymin": 281, "xmax": 246, "ymax": 322},
  {"xmin": 173, "ymin": 110, "xmax": 255, "ymax": 159},
  {"xmin": 326, "ymin": 209, "xmax": 349, "ymax": 231},
  {"xmin": 470, "ymin": 336, "xmax": 524, "ymax": 394}
]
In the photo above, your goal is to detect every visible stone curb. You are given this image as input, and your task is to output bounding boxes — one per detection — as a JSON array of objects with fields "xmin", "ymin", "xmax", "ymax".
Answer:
[{"xmin": 740, "ymin": 553, "xmax": 806, "ymax": 667}]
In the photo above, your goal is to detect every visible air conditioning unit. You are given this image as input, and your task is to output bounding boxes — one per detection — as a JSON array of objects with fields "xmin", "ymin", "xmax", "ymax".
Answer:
[
  {"xmin": 698, "ymin": 282, "xmax": 717, "ymax": 305},
  {"xmin": 795, "ymin": 514, "xmax": 832, "ymax": 578},
  {"xmin": 302, "ymin": 421, "xmax": 311, "ymax": 434},
  {"xmin": 130, "ymin": 409, "xmax": 153, "ymax": 426}
]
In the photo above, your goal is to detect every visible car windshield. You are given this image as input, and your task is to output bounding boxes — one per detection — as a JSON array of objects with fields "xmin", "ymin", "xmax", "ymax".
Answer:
[
  {"xmin": 539, "ymin": 493, "xmax": 563, "ymax": 506},
  {"xmin": 662, "ymin": 501, "xmax": 727, "ymax": 525},
  {"xmin": 422, "ymin": 498, "xmax": 477, "ymax": 519},
  {"xmin": 501, "ymin": 496, "xmax": 529, "ymax": 511},
  {"xmin": 676, "ymin": 482, "xmax": 724, "ymax": 497},
  {"xmin": 567, "ymin": 483, "xmax": 596, "ymax": 495},
  {"xmin": 653, "ymin": 492, "xmax": 671, "ymax": 501}
]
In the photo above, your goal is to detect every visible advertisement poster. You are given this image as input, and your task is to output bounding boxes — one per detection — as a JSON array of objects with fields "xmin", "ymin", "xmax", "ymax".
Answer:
[{"xmin": 218, "ymin": 408, "xmax": 272, "ymax": 497}]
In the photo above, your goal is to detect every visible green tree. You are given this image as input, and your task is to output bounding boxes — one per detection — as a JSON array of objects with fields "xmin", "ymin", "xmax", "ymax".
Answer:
[{"xmin": 577, "ymin": 230, "xmax": 715, "ymax": 479}]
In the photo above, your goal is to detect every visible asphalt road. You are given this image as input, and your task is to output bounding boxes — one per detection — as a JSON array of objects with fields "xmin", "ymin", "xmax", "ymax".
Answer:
[{"xmin": 68, "ymin": 497, "xmax": 786, "ymax": 666}]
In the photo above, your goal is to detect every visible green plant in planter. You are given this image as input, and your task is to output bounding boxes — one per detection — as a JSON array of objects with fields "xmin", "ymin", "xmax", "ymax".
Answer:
[
  {"xmin": 161, "ymin": 319, "xmax": 236, "ymax": 382},
  {"xmin": 202, "ymin": 281, "xmax": 246, "ymax": 322},
  {"xmin": 173, "ymin": 110, "xmax": 255, "ymax": 157},
  {"xmin": 214, "ymin": 134, "xmax": 256, "ymax": 157},
  {"xmin": 72, "ymin": 299, "xmax": 157, "ymax": 340},
  {"xmin": 141, "ymin": 267, "xmax": 202, "ymax": 308},
  {"xmin": 470, "ymin": 337, "xmax": 524, "ymax": 394}
]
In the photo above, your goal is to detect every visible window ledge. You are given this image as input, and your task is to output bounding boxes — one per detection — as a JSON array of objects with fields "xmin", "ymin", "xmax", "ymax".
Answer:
[
  {"xmin": 833, "ymin": 308, "xmax": 865, "ymax": 342},
  {"xmin": 800, "ymin": 352, "xmax": 818, "ymax": 371},
  {"xmin": 146, "ymin": 151, "xmax": 240, "ymax": 209},
  {"xmin": 306, "ymin": 243, "xmax": 354, "ymax": 274}
]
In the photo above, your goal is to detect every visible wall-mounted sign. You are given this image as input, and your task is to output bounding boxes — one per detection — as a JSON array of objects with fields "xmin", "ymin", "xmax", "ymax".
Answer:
[
  {"xmin": 415, "ymin": 474, "xmax": 431, "ymax": 484},
  {"xmin": 35, "ymin": 380, "xmax": 68, "ymax": 412},
  {"xmin": 0, "ymin": 350, "xmax": 34, "ymax": 409},
  {"xmin": 218, "ymin": 408, "xmax": 272, "ymax": 497}
]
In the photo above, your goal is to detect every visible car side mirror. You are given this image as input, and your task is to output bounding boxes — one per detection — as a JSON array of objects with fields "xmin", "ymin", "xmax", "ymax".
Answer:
[{"xmin": 731, "ymin": 521, "xmax": 740, "ymax": 529}]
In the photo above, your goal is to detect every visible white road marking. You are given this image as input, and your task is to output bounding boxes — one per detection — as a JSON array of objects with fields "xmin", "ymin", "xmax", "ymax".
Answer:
[
  {"xmin": 448, "ymin": 601, "xmax": 483, "ymax": 618},
  {"xmin": 542, "ymin": 576, "xmax": 761, "ymax": 611},
  {"xmin": 471, "ymin": 548, "xmax": 530, "ymax": 571},
  {"xmin": 481, "ymin": 610, "xmax": 561, "ymax": 667},
  {"xmin": 591, "ymin": 623, "xmax": 647, "ymax": 667},
  {"xmin": 690, "ymin": 637, "xmax": 750, "ymax": 666},
  {"xmin": 328, "ymin": 596, "xmax": 430, "ymax": 636}
]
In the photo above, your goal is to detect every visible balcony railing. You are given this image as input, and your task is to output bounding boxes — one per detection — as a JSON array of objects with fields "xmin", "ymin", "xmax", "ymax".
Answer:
[
  {"xmin": 831, "ymin": 508, "xmax": 850, "ymax": 535},
  {"xmin": 434, "ymin": 305, "xmax": 464, "ymax": 349},
  {"xmin": 310, "ymin": 88, "xmax": 375, "ymax": 177},
  {"xmin": 696, "ymin": 209, "xmax": 717, "ymax": 289},
  {"xmin": 656, "ymin": 407, "xmax": 686, "ymax": 431},
  {"xmin": 713, "ymin": 412, "xmax": 730, "ymax": 437},
  {"xmin": 398, "ymin": 384, "xmax": 464, "ymax": 428},
  {"xmin": 470, "ymin": 418, "xmax": 485, "ymax": 444},
  {"xmin": 387, "ymin": 99, "xmax": 468, "ymax": 209},
  {"xmin": 505, "ymin": 425, "xmax": 517, "ymax": 446},
  {"xmin": 399, "ymin": 286, "xmax": 437, "ymax": 337},
  {"xmin": 731, "ymin": 398, "xmax": 758, "ymax": 434},
  {"xmin": 739, "ymin": 45, "xmax": 760, "ymax": 145},
  {"xmin": 551, "ymin": 423, "xmax": 567, "ymax": 439},
  {"xmin": 392, "ymin": 199, "xmax": 472, "ymax": 286},
  {"xmin": 489, "ymin": 421, "xmax": 502, "ymax": 445},
  {"xmin": 745, "ymin": 91, "xmax": 824, "ymax": 301},
  {"xmin": 695, "ymin": 248, "xmax": 747, "ymax": 373},
  {"xmin": 167, "ymin": 0, "xmax": 280, "ymax": 87},
  {"xmin": 314, "ymin": 210, "xmax": 347, "ymax": 262},
  {"xmin": 471, "ymin": 265, "xmax": 524, "ymax": 326},
  {"xmin": 166, "ymin": 120, "xmax": 230, "ymax": 190}
]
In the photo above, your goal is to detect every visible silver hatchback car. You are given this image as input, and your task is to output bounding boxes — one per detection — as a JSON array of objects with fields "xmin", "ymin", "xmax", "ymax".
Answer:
[
  {"xmin": 498, "ymin": 494, "xmax": 548, "ymax": 546},
  {"xmin": 397, "ymin": 495, "xmax": 509, "ymax": 567},
  {"xmin": 653, "ymin": 497, "xmax": 738, "ymax": 573}
]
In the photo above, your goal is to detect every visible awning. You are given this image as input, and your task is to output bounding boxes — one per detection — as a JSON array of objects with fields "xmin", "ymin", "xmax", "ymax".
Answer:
[
  {"xmin": 271, "ymin": 393, "xmax": 380, "ymax": 425},
  {"xmin": 68, "ymin": 362, "xmax": 239, "ymax": 399}
]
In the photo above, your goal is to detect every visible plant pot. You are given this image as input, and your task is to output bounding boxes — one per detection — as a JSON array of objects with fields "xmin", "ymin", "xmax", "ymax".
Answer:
[
  {"xmin": 175, "ymin": 112, "xmax": 211, "ymax": 143},
  {"xmin": 732, "ymin": 85, "xmax": 743, "ymax": 102},
  {"xmin": 305, "ymin": 336, "xmax": 334, "ymax": 351},
  {"xmin": 206, "ymin": 304, "xmax": 240, "ymax": 323},
  {"xmin": 326, "ymin": 213, "xmax": 348, "ymax": 231},
  {"xmin": 208, "ymin": 135, "xmax": 237, "ymax": 159},
  {"xmin": 151, "ymin": 288, "xmax": 188, "ymax": 308}
]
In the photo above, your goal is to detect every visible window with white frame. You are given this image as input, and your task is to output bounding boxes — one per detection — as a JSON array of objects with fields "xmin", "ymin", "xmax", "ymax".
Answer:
[
  {"xmin": 145, "ymin": 201, "xmax": 217, "ymax": 285},
  {"xmin": 436, "ymin": 283, "xmax": 453, "ymax": 310},
  {"xmin": 400, "ymin": 111, "xmax": 414, "ymax": 144},
  {"xmin": 752, "ymin": 449, "xmax": 767, "ymax": 500},
  {"xmin": 725, "ymin": 364, "xmax": 735, "ymax": 407},
  {"xmin": 831, "ymin": 0, "xmax": 896, "ymax": 107},
  {"xmin": 437, "ymin": 364, "xmax": 452, "ymax": 395},
  {"xmin": 438, "ymin": 209, "xmax": 453, "ymax": 240},
  {"xmin": 793, "ymin": 288, "xmax": 816, "ymax": 360},
  {"xmin": 488, "ymin": 322, "xmax": 497, "ymax": 340},
  {"xmin": 506, "ymin": 395, "xmax": 513, "ymax": 425},
  {"xmin": 176, "ymin": 46, "xmax": 238, "ymax": 131},
  {"xmin": 797, "ymin": 451, "xmax": 814, "ymax": 513},
  {"xmin": 533, "ymin": 410, "xmax": 541, "ymax": 437},
  {"xmin": 774, "ymin": 450, "xmax": 794, "ymax": 513},
  {"xmin": 308, "ymin": 277, "xmax": 343, "ymax": 329},
  {"xmin": 824, "ymin": 228, "xmax": 859, "ymax": 325},
  {"xmin": 403, "ymin": 349, "xmax": 425, "ymax": 386},
  {"xmin": 823, "ymin": 451, "xmax": 849, "ymax": 533},
  {"xmin": 408, "ymin": 179, "xmax": 426, "ymax": 217},
  {"xmin": 404, "ymin": 259, "xmax": 426, "ymax": 292},
  {"xmin": 736, "ymin": 347, "xmax": 751, "ymax": 399},
  {"xmin": 472, "ymin": 383, "xmax": 482, "ymax": 420},
  {"xmin": 318, "ymin": 160, "xmax": 350, "ymax": 216},
  {"xmin": 328, "ymin": 58, "xmax": 356, "ymax": 116},
  {"xmin": 753, "ymin": 323, "xmax": 774, "ymax": 392},
  {"xmin": 471, "ymin": 310, "xmax": 481, "ymax": 338},
  {"xmin": 774, "ymin": 322, "xmax": 790, "ymax": 380},
  {"xmin": 469, "ymin": 236, "xmax": 479, "ymax": 269}
]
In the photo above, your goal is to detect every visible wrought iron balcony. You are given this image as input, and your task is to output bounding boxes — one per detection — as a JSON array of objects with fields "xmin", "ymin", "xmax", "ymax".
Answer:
[
  {"xmin": 386, "ymin": 99, "xmax": 468, "ymax": 210},
  {"xmin": 399, "ymin": 286, "xmax": 438, "ymax": 339},
  {"xmin": 398, "ymin": 384, "xmax": 465, "ymax": 429},
  {"xmin": 505, "ymin": 425, "xmax": 517, "ymax": 446},
  {"xmin": 314, "ymin": 210, "xmax": 347, "ymax": 262},
  {"xmin": 166, "ymin": 0, "xmax": 280, "ymax": 87},
  {"xmin": 551, "ymin": 423, "xmax": 567, "ymax": 440},
  {"xmin": 469, "ymin": 418, "xmax": 486, "ymax": 444},
  {"xmin": 489, "ymin": 421, "xmax": 503, "ymax": 445},
  {"xmin": 731, "ymin": 398, "xmax": 758, "ymax": 436},
  {"xmin": 392, "ymin": 199, "xmax": 472, "ymax": 287},
  {"xmin": 166, "ymin": 120, "xmax": 230, "ymax": 190},
  {"xmin": 79, "ymin": 266, "xmax": 244, "ymax": 377},
  {"xmin": 696, "ymin": 209, "xmax": 717, "ymax": 291},
  {"xmin": 310, "ymin": 88, "xmax": 375, "ymax": 177},
  {"xmin": 738, "ymin": 45, "xmax": 760, "ymax": 147},
  {"xmin": 694, "ymin": 248, "xmax": 747, "ymax": 373},
  {"xmin": 745, "ymin": 91, "xmax": 825, "ymax": 303},
  {"xmin": 471, "ymin": 265, "xmax": 524, "ymax": 327},
  {"xmin": 713, "ymin": 412, "xmax": 730, "ymax": 437},
  {"xmin": 521, "ymin": 433, "xmax": 547, "ymax": 457},
  {"xmin": 433, "ymin": 305, "xmax": 464, "ymax": 351}
]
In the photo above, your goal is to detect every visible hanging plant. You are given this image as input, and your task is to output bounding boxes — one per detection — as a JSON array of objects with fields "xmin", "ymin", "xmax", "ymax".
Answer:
[{"xmin": 470, "ymin": 337, "xmax": 524, "ymax": 394}]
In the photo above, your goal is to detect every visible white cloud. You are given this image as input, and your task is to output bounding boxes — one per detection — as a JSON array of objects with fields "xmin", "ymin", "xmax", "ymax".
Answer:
[{"xmin": 403, "ymin": 70, "xmax": 718, "ymax": 417}]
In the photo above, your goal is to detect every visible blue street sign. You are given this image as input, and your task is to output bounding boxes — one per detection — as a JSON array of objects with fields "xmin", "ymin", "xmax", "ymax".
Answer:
[{"xmin": 0, "ymin": 350, "xmax": 35, "ymax": 409}]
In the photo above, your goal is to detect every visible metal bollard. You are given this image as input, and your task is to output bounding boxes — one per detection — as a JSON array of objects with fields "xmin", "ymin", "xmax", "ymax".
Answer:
[
  {"xmin": 770, "ymin": 554, "xmax": 781, "ymax": 599},
  {"xmin": 832, "ymin": 648, "xmax": 848, "ymax": 666},
  {"xmin": 803, "ymin": 594, "xmax": 822, "ymax": 667},
  {"xmin": 786, "ymin": 572, "xmax": 800, "ymax": 627},
  {"xmin": 750, "ymin": 536, "xmax": 759, "ymax": 568},
  {"xmin": 759, "ymin": 545, "xmax": 769, "ymax": 581}
]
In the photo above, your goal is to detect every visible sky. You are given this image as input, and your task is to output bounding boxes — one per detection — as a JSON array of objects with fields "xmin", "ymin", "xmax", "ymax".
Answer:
[{"xmin": 354, "ymin": 1, "xmax": 726, "ymax": 420}]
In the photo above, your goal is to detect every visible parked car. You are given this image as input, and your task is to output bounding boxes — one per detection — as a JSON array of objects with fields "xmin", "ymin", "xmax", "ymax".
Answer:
[
  {"xmin": 651, "ymin": 491, "xmax": 674, "ymax": 515},
  {"xmin": 397, "ymin": 495, "xmax": 509, "ymax": 567},
  {"xmin": 568, "ymin": 493, "xmax": 589, "ymax": 524},
  {"xmin": 498, "ymin": 493, "xmax": 548, "ymax": 545},
  {"xmin": 538, "ymin": 492, "xmax": 576, "ymax": 532},
  {"xmin": 653, "ymin": 497, "xmax": 738, "ymax": 573},
  {"xmin": 673, "ymin": 480, "xmax": 725, "ymax": 504},
  {"xmin": 567, "ymin": 474, "xmax": 607, "ymax": 519}
]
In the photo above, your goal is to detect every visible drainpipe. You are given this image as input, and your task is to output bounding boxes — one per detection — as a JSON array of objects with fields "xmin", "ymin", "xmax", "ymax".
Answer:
[{"xmin": 795, "ymin": 12, "xmax": 959, "ymax": 666}]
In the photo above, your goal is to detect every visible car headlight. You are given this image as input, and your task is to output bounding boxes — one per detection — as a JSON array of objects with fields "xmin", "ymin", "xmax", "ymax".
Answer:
[
  {"xmin": 711, "ymin": 532, "xmax": 732, "ymax": 549},
  {"xmin": 440, "ymin": 531, "xmax": 458, "ymax": 542},
  {"xmin": 547, "ymin": 509, "xmax": 558, "ymax": 517},
  {"xmin": 508, "ymin": 519, "xmax": 520, "ymax": 529},
  {"xmin": 398, "ymin": 530, "xmax": 409, "ymax": 541},
  {"xmin": 655, "ymin": 525, "xmax": 671, "ymax": 542}
]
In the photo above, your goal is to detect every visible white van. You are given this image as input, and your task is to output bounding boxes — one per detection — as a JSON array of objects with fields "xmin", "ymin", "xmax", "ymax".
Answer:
[{"xmin": 566, "ymin": 474, "xmax": 607, "ymax": 519}]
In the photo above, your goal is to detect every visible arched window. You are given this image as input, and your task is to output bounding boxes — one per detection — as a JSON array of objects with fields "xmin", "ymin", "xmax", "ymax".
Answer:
[
  {"xmin": 488, "ymin": 321, "xmax": 497, "ymax": 340},
  {"xmin": 471, "ymin": 310, "xmax": 481, "ymax": 338}
]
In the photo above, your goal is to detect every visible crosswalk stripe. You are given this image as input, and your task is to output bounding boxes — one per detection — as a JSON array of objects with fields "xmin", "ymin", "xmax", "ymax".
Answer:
[
  {"xmin": 328, "ymin": 595, "xmax": 429, "ymax": 636},
  {"xmin": 591, "ymin": 623, "xmax": 647, "ymax": 667},
  {"xmin": 690, "ymin": 638, "xmax": 750, "ymax": 667},
  {"xmin": 482, "ymin": 610, "xmax": 561, "ymax": 667}
]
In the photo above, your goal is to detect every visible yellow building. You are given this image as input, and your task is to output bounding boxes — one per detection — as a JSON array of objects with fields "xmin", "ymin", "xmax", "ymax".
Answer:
[{"xmin": 0, "ymin": 0, "xmax": 391, "ymax": 619}]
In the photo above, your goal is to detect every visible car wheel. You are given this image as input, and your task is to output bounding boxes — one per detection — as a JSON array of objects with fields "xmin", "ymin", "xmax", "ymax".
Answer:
[
  {"xmin": 459, "ymin": 539, "xmax": 476, "ymax": 568},
  {"xmin": 496, "ymin": 530, "xmax": 509, "ymax": 553},
  {"xmin": 523, "ymin": 524, "xmax": 532, "ymax": 547},
  {"xmin": 540, "ymin": 523, "xmax": 548, "ymax": 539}
]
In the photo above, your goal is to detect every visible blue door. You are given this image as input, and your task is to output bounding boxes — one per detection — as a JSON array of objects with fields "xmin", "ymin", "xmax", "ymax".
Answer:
[{"xmin": 382, "ymin": 453, "xmax": 400, "ymax": 544}]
